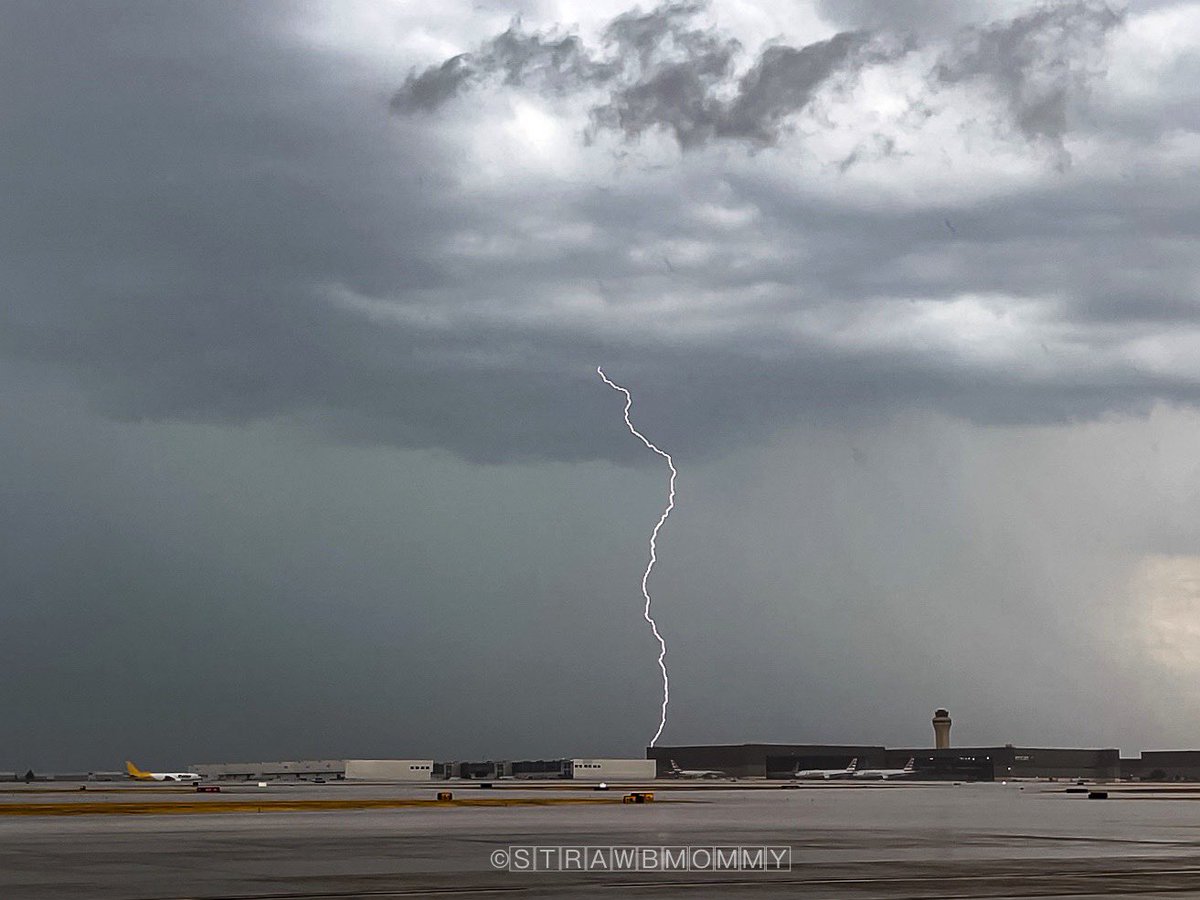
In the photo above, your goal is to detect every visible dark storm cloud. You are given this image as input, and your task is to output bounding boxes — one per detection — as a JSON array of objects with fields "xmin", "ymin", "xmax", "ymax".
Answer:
[
  {"xmin": 717, "ymin": 30, "xmax": 875, "ymax": 144},
  {"xmin": 2, "ymin": 0, "xmax": 1199, "ymax": 467},
  {"xmin": 6, "ymin": 0, "xmax": 1200, "ymax": 770},
  {"xmin": 603, "ymin": 0, "xmax": 719, "ymax": 68},
  {"xmin": 393, "ymin": 2, "xmax": 877, "ymax": 149},
  {"xmin": 933, "ymin": 1, "xmax": 1123, "ymax": 151},
  {"xmin": 0, "ymin": 1, "xmax": 615, "ymax": 464},
  {"xmin": 390, "ymin": 27, "xmax": 615, "ymax": 113},
  {"xmin": 392, "ymin": 1, "xmax": 1123, "ymax": 154},
  {"xmin": 2, "ymin": 0, "xmax": 873, "ymax": 464},
  {"xmin": 589, "ymin": 2, "xmax": 742, "ymax": 148},
  {"xmin": 393, "ymin": 55, "xmax": 477, "ymax": 112}
]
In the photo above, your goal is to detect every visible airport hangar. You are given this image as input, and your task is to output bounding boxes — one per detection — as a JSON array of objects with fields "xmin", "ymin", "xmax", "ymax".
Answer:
[
  {"xmin": 1122, "ymin": 750, "xmax": 1200, "ymax": 781},
  {"xmin": 648, "ymin": 709, "xmax": 1120, "ymax": 781},
  {"xmin": 648, "ymin": 745, "xmax": 1120, "ymax": 781},
  {"xmin": 190, "ymin": 758, "xmax": 656, "ymax": 782}
]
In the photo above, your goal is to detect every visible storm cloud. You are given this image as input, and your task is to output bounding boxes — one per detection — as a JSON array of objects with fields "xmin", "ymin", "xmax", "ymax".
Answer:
[
  {"xmin": 394, "ymin": 3, "xmax": 882, "ymax": 149},
  {"xmin": 3, "ymin": 0, "xmax": 1191, "ymax": 465},
  {"xmin": 394, "ymin": 1, "xmax": 1122, "ymax": 155},
  {"xmin": 4, "ymin": 0, "xmax": 1200, "ymax": 769},
  {"xmin": 933, "ymin": 1, "xmax": 1123, "ymax": 154}
]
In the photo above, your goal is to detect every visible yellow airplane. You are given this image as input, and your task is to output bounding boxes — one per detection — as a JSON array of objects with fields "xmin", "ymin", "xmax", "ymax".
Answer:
[{"xmin": 125, "ymin": 760, "xmax": 202, "ymax": 782}]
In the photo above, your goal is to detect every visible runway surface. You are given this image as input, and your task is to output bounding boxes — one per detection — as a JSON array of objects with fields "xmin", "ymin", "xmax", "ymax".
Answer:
[{"xmin": 3, "ymin": 781, "xmax": 1200, "ymax": 898}]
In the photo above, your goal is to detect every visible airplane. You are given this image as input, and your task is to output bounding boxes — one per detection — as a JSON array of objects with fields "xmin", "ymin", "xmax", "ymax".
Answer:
[
  {"xmin": 793, "ymin": 758, "xmax": 857, "ymax": 780},
  {"xmin": 125, "ymin": 760, "xmax": 202, "ymax": 782},
  {"xmin": 854, "ymin": 758, "xmax": 916, "ymax": 780},
  {"xmin": 667, "ymin": 759, "xmax": 727, "ymax": 779}
]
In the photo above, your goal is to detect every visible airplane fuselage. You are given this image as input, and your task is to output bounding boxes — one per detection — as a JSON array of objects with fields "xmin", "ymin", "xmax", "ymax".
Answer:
[
  {"xmin": 126, "ymin": 761, "xmax": 201, "ymax": 782},
  {"xmin": 854, "ymin": 764, "xmax": 915, "ymax": 779},
  {"xmin": 667, "ymin": 759, "xmax": 726, "ymax": 779},
  {"xmin": 794, "ymin": 758, "xmax": 857, "ymax": 780}
]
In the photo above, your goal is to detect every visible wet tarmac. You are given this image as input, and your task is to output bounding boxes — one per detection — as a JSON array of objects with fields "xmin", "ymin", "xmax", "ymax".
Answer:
[{"xmin": 2, "ymin": 781, "xmax": 1199, "ymax": 898}]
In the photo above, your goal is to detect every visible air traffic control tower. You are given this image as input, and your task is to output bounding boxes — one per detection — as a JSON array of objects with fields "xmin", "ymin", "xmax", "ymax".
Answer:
[{"xmin": 932, "ymin": 708, "xmax": 952, "ymax": 749}]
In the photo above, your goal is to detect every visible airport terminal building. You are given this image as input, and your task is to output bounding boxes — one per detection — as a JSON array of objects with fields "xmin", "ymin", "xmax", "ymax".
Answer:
[
  {"xmin": 1122, "ymin": 750, "xmax": 1200, "ymax": 781},
  {"xmin": 190, "ymin": 759, "xmax": 436, "ymax": 781},
  {"xmin": 440, "ymin": 759, "xmax": 655, "ymax": 780},
  {"xmin": 191, "ymin": 712, "xmax": 1120, "ymax": 784},
  {"xmin": 191, "ymin": 758, "xmax": 654, "ymax": 782},
  {"xmin": 648, "ymin": 744, "xmax": 1120, "ymax": 781},
  {"xmin": 647, "ymin": 709, "xmax": 1120, "ymax": 781},
  {"xmin": 646, "ymin": 744, "xmax": 887, "ymax": 779},
  {"xmin": 885, "ymin": 747, "xmax": 1120, "ymax": 781}
]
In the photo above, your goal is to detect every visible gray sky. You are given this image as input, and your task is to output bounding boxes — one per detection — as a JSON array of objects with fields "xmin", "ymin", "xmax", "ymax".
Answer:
[{"xmin": 4, "ymin": 0, "xmax": 1200, "ymax": 771}]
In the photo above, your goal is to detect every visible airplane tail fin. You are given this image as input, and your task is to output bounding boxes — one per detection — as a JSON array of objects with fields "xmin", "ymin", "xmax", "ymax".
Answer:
[
  {"xmin": 669, "ymin": 759, "xmax": 681, "ymax": 773},
  {"xmin": 903, "ymin": 758, "xmax": 915, "ymax": 773},
  {"xmin": 846, "ymin": 758, "xmax": 858, "ymax": 772},
  {"xmin": 125, "ymin": 760, "xmax": 150, "ymax": 779}
]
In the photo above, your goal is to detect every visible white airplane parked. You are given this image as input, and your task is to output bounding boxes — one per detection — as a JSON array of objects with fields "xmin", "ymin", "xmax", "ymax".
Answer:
[
  {"xmin": 854, "ymin": 758, "xmax": 916, "ymax": 780},
  {"xmin": 793, "ymin": 758, "xmax": 857, "ymax": 780},
  {"xmin": 667, "ymin": 759, "xmax": 727, "ymax": 779},
  {"xmin": 125, "ymin": 760, "xmax": 202, "ymax": 782}
]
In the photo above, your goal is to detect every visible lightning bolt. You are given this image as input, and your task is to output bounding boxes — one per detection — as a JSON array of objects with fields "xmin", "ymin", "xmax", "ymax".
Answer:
[{"xmin": 596, "ymin": 366, "xmax": 675, "ymax": 747}]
